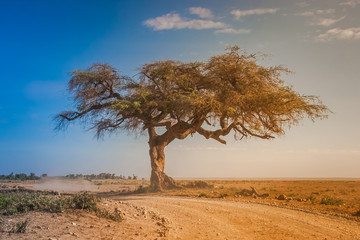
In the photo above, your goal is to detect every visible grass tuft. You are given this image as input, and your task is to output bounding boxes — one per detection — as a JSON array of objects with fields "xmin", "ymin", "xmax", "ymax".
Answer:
[
  {"xmin": 198, "ymin": 193, "xmax": 210, "ymax": 198},
  {"xmin": 320, "ymin": 196, "xmax": 344, "ymax": 206},
  {"xmin": 11, "ymin": 219, "xmax": 31, "ymax": 233}
]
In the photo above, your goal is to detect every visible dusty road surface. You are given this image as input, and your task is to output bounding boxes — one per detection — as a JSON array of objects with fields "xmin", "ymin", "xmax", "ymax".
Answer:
[{"xmin": 111, "ymin": 195, "xmax": 360, "ymax": 240}]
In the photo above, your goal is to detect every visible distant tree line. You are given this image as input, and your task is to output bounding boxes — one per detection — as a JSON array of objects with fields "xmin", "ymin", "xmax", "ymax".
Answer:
[
  {"xmin": 65, "ymin": 173, "xmax": 138, "ymax": 180},
  {"xmin": 0, "ymin": 172, "xmax": 43, "ymax": 181}
]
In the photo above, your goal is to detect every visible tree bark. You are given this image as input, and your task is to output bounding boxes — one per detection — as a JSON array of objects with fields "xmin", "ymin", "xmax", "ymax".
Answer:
[{"xmin": 148, "ymin": 129, "xmax": 178, "ymax": 191}]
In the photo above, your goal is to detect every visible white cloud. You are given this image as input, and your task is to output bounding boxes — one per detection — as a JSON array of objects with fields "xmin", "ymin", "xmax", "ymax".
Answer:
[
  {"xmin": 316, "ymin": 9, "xmax": 335, "ymax": 14},
  {"xmin": 297, "ymin": 2, "xmax": 310, "ymax": 8},
  {"xmin": 316, "ymin": 27, "xmax": 360, "ymax": 41},
  {"xmin": 296, "ymin": 9, "xmax": 335, "ymax": 17},
  {"xmin": 231, "ymin": 8, "xmax": 279, "ymax": 20},
  {"xmin": 189, "ymin": 7, "xmax": 213, "ymax": 19},
  {"xmin": 339, "ymin": 0, "xmax": 360, "ymax": 7},
  {"xmin": 144, "ymin": 13, "xmax": 226, "ymax": 30},
  {"xmin": 296, "ymin": 11, "xmax": 314, "ymax": 16},
  {"xmin": 311, "ymin": 16, "xmax": 345, "ymax": 27},
  {"xmin": 214, "ymin": 28, "xmax": 250, "ymax": 34}
]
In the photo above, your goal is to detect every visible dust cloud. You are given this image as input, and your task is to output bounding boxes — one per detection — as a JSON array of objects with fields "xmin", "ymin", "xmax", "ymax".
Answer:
[{"xmin": 33, "ymin": 177, "xmax": 97, "ymax": 193}]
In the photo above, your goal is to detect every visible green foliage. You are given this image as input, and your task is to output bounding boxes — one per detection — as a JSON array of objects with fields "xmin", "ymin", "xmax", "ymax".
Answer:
[
  {"xmin": 0, "ymin": 172, "xmax": 40, "ymax": 181},
  {"xmin": 0, "ymin": 192, "xmax": 52, "ymax": 215},
  {"xmin": 320, "ymin": 196, "xmax": 344, "ymax": 206},
  {"xmin": 68, "ymin": 192, "xmax": 98, "ymax": 211},
  {"xmin": 56, "ymin": 46, "xmax": 330, "ymax": 142},
  {"xmin": 65, "ymin": 173, "xmax": 135, "ymax": 180},
  {"xmin": 0, "ymin": 192, "xmax": 122, "ymax": 222}
]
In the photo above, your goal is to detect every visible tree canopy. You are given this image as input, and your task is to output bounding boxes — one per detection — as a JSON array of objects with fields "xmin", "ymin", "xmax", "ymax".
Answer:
[{"xmin": 55, "ymin": 46, "xmax": 329, "ymax": 191}]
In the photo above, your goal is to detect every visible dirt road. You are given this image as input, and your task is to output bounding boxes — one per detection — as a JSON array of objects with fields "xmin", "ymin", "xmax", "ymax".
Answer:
[{"xmin": 111, "ymin": 195, "xmax": 360, "ymax": 240}]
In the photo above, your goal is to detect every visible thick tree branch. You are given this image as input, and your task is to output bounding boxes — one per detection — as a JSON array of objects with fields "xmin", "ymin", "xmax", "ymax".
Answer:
[{"xmin": 195, "ymin": 122, "xmax": 237, "ymax": 144}]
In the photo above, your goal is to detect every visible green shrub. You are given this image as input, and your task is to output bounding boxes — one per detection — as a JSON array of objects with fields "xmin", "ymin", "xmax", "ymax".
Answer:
[
  {"xmin": 68, "ymin": 192, "xmax": 98, "ymax": 211},
  {"xmin": 96, "ymin": 208, "xmax": 123, "ymax": 222},
  {"xmin": 0, "ymin": 191, "xmax": 122, "ymax": 222},
  {"xmin": 0, "ymin": 192, "xmax": 53, "ymax": 215},
  {"xmin": 320, "ymin": 196, "xmax": 344, "ymax": 206}
]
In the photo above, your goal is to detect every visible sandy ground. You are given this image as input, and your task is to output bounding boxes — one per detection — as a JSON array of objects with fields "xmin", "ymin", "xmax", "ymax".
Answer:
[
  {"xmin": 1, "ymin": 179, "xmax": 360, "ymax": 239},
  {"xmin": 1, "ymin": 195, "xmax": 360, "ymax": 240},
  {"xmin": 111, "ymin": 195, "xmax": 360, "ymax": 240}
]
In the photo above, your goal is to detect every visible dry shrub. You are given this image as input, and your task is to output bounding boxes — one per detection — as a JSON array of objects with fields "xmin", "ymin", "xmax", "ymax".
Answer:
[
  {"xmin": 11, "ymin": 219, "xmax": 30, "ymax": 233},
  {"xmin": 320, "ymin": 196, "xmax": 344, "ymax": 206},
  {"xmin": 184, "ymin": 181, "xmax": 213, "ymax": 189}
]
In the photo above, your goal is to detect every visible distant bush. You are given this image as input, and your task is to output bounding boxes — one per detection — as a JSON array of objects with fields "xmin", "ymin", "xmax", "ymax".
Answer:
[
  {"xmin": 309, "ymin": 195, "xmax": 317, "ymax": 204},
  {"xmin": 65, "ymin": 173, "xmax": 138, "ymax": 180},
  {"xmin": 0, "ymin": 172, "xmax": 40, "ymax": 181},
  {"xmin": 184, "ymin": 181, "xmax": 213, "ymax": 189},
  {"xmin": 198, "ymin": 193, "xmax": 210, "ymax": 198},
  {"xmin": 320, "ymin": 196, "xmax": 344, "ymax": 206},
  {"xmin": 135, "ymin": 185, "xmax": 150, "ymax": 193},
  {"xmin": 218, "ymin": 193, "xmax": 229, "ymax": 198}
]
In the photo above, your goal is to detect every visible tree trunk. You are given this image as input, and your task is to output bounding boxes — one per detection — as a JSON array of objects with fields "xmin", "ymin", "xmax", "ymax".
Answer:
[{"xmin": 148, "ymin": 139, "xmax": 177, "ymax": 192}]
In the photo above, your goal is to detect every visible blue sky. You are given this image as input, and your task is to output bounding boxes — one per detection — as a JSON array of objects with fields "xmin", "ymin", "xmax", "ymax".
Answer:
[{"xmin": 1, "ymin": 0, "xmax": 359, "ymax": 178}]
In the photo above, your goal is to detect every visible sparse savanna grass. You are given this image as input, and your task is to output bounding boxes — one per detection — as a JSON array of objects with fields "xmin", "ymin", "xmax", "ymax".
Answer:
[
  {"xmin": 339, "ymin": 189, "xmax": 348, "ymax": 195},
  {"xmin": 0, "ymin": 191, "xmax": 122, "ymax": 223},
  {"xmin": 320, "ymin": 196, "xmax": 344, "ymax": 206}
]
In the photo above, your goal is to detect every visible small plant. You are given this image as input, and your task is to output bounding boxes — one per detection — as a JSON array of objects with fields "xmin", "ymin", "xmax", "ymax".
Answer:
[
  {"xmin": 218, "ymin": 193, "xmax": 229, "ymax": 198},
  {"xmin": 320, "ymin": 196, "xmax": 344, "ymax": 206},
  {"xmin": 68, "ymin": 192, "xmax": 98, "ymax": 211},
  {"xmin": 198, "ymin": 193, "xmax": 210, "ymax": 198},
  {"xmin": 185, "ymin": 181, "xmax": 213, "ymax": 189},
  {"xmin": 96, "ymin": 208, "xmax": 123, "ymax": 222},
  {"xmin": 135, "ymin": 185, "xmax": 150, "ymax": 193},
  {"xmin": 11, "ymin": 219, "xmax": 30, "ymax": 233},
  {"xmin": 309, "ymin": 195, "xmax": 317, "ymax": 204},
  {"xmin": 354, "ymin": 210, "xmax": 360, "ymax": 217}
]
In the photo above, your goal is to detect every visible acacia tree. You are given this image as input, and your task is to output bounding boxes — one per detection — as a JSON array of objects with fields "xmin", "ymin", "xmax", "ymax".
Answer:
[{"xmin": 55, "ymin": 46, "xmax": 329, "ymax": 191}]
